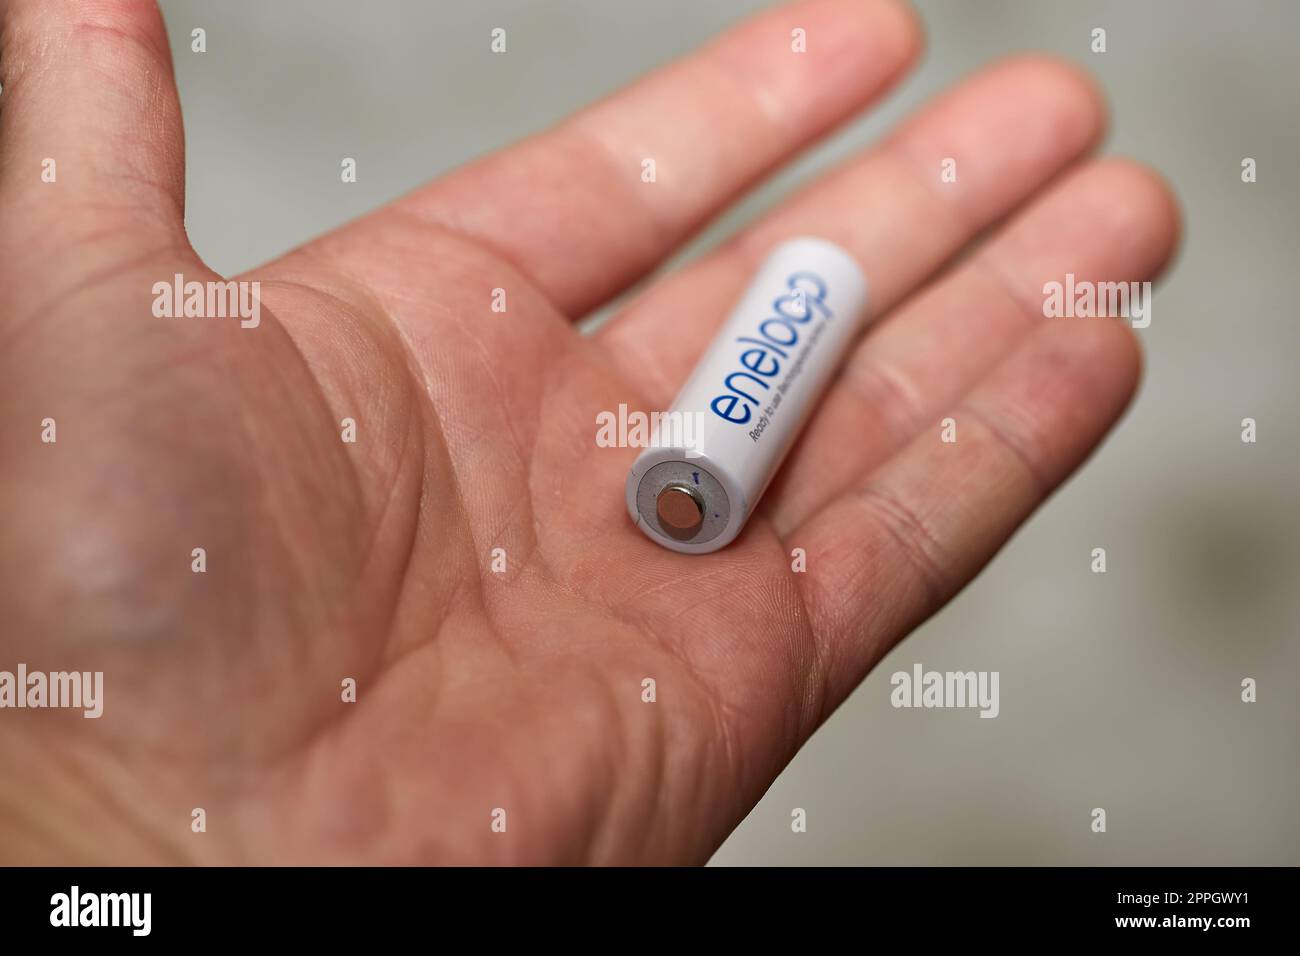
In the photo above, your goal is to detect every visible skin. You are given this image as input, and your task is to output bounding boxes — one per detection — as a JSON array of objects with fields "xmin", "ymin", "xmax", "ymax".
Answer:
[{"xmin": 0, "ymin": 0, "xmax": 1179, "ymax": 864}]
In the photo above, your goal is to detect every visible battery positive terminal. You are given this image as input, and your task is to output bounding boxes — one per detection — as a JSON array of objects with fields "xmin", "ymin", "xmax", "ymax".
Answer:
[{"xmin": 655, "ymin": 483, "xmax": 705, "ymax": 539}]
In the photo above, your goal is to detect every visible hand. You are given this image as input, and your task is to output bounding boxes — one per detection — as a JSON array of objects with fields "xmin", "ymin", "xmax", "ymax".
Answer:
[{"xmin": 0, "ymin": 0, "xmax": 1177, "ymax": 864}]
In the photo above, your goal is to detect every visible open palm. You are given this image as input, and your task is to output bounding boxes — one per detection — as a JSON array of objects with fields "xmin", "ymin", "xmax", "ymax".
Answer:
[{"xmin": 0, "ymin": 0, "xmax": 1178, "ymax": 864}]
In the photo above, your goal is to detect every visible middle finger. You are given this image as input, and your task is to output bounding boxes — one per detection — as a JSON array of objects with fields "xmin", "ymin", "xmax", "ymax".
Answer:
[{"xmin": 597, "ymin": 55, "xmax": 1106, "ymax": 405}]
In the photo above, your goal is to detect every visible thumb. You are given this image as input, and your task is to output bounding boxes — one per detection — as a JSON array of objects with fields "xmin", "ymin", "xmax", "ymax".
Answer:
[{"xmin": 0, "ymin": 0, "xmax": 188, "ymax": 244}]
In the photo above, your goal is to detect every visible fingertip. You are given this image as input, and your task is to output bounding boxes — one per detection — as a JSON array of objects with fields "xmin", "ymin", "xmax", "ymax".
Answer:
[
  {"xmin": 985, "ymin": 53, "xmax": 1110, "ymax": 151},
  {"xmin": 884, "ymin": 51, "xmax": 1109, "ymax": 228},
  {"xmin": 1093, "ymin": 315, "xmax": 1144, "ymax": 419},
  {"xmin": 865, "ymin": 0, "xmax": 927, "ymax": 71},
  {"xmin": 717, "ymin": 0, "xmax": 925, "ymax": 103},
  {"xmin": 1039, "ymin": 308, "xmax": 1146, "ymax": 416},
  {"xmin": 1062, "ymin": 157, "xmax": 1184, "ymax": 279},
  {"xmin": 1092, "ymin": 156, "xmax": 1185, "ymax": 272}
]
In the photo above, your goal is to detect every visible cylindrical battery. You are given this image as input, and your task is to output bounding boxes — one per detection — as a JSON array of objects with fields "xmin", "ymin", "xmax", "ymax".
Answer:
[{"xmin": 626, "ymin": 236, "xmax": 870, "ymax": 554}]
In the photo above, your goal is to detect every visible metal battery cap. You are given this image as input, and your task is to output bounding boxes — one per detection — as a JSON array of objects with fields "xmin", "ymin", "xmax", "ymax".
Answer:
[{"xmin": 656, "ymin": 483, "xmax": 705, "ymax": 539}]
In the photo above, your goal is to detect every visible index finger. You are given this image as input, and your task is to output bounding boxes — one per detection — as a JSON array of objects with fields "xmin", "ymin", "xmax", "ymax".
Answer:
[{"xmin": 285, "ymin": 0, "xmax": 921, "ymax": 317}]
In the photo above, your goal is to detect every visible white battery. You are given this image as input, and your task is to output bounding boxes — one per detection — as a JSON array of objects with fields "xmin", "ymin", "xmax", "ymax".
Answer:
[{"xmin": 626, "ymin": 236, "xmax": 870, "ymax": 554}]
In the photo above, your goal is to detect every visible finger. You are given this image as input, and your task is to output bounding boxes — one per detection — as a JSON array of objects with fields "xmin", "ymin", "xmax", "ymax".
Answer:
[
  {"xmin": 763, "ymin": 158, "xmax": 1180, "ymax": 534},
  {"xmin": 285, "ymin": 0, "xmax": 921, "ymax": 317},
  {"xmin": 597, "ymin": 54, "xmax": 1107, "ymax": 404},
  {"xmin": 791, "ymin": 315, "xmax": 1142, "ymax": 711},
  {"xmin": 0, "ymin": 0, "xmax": 186, "ymax": 241}
]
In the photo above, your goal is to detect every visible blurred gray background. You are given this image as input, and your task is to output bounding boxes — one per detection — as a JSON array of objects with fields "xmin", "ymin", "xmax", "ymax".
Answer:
[{"xmin": 162, "ymin": 0, "xmax": 1300, "ymax": 864}]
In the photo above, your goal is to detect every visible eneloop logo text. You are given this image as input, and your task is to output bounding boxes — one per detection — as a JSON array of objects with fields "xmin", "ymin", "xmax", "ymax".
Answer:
[
  {"xmin": 50, "ymin": 886, "xmax": 151, "ymax": 937},
  {"xmin": 710, "ymin": 271, "xmax": 832, "ymax": 425}
]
